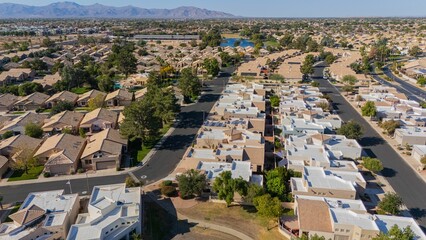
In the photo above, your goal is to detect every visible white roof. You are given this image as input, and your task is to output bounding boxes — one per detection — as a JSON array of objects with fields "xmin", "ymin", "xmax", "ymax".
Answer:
[
  {"xmin": 330, "ymin": 208, "xmax": 379, "ymax": 230},
  {"xmin": 375, "ymin": 215, "xmax": 426, "ymax": 240},
  {"xmin": 197, "ymin": 161, "xmax": 251, "ymax": 181}
]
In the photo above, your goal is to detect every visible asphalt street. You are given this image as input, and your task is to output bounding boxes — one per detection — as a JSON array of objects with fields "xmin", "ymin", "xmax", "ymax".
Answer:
[
  {"xmin": 372, "ymin": 67, "xmax": 426, "ymax": 103},
  {"xmin": 0, "ymin": 69, "xmax": 230, "ymax": 204},
  {"xmin": 314, "ymin": 63, "xmax": 426, "ymax": 230}
]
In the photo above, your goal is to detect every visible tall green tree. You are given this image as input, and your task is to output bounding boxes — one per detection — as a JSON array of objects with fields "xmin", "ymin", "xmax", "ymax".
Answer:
[
  {"xmin": 25, "ymin": 123, "xmax": 43, "ymax": 139},
  {"xmin": 203, "ymin": 58, "xmax": 220, "ymax": 77},
  {"xmin": 337, "ymin": 120, "xmax": 363, "ymax": 140},
  {"xmin": 178, "ymin": 68, "xmax": 201, "ymax": 102},
  {"xmin": 50, "ymin": 101, "xmax": 75, "ymax": 115},
  {"xmin": 361, "ymin": 101, "xmax": 377, "ymax": 117},
  {"xmin": 213, "ymin": 171, "xmax": 236, "ymax": 207},
  {"xmin": 378, "ymin": 192, "xmax": 403, "ymax": 215},
  {"xmin": 362, "ymin": 157, "xmax": 384, "ymax": 173},
  {"xmin": 253, "ymin": 194, "xmax": 283, "ymax": 217},
  {"xmin": 176, "ymin": 169, "xmax": 207, "ymax": 199},
  {"xmin": 120, "ymin": 98, "xmax": 162, "ymax": 143},
  {"xmin": 300, "ymin": 54, "xmax": 315, "ymax": 76},
  {"xmin": 373, "ymin": 225, "xmax": 415, "ymax": 240}
]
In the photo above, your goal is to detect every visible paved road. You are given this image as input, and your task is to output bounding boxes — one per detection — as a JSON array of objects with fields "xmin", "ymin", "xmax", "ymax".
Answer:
[
  {"xmin": 372, "ymin": 67, "xmax": 426, "ymax": 103},
  {"xmin": 0, "ymin": 70, "xmax": 230, "ymax": 204},
  {"xmin": 314, "ymin": 63, "xmax": 426, "ymax": 230}
]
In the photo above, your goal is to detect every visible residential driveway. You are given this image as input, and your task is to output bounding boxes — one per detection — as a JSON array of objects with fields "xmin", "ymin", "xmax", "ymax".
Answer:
[
  {"xmin": 314, "ymin": 62, "xmax": 426, "ymax": 230},
  {"xmin": 0, "ymin": 69, "xmax": 232, "ymax": 204}
]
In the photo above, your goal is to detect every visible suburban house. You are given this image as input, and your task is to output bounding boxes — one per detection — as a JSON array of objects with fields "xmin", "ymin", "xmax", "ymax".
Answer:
[
  {"xmin": 13, "ymin": 92, "xmax": 50, "ymax": 111},
  {"xmin": 0, "ymin": 134, "xmax": 43, "ymax": 162},
  {"xmin": 80, "ymin": 129, "xmax": 127, "ymax": 171},
  {"xmin": 79, "ymin": 108, "xmax": 119, "ymax": 135},
  {"xmin": 45, "ymin": 90, "xmax": 79, "ymax": 108},
  {"xmin": 0, "ymin": 112, "xmax": 47, "ymax": 135},
  {"xmin": 0, "ymin": 68, "xmax": 35, "ymax": 85},
  {"xmin": 76, "ymin": 89, "xmax": 106, "ymax": 107},
  {"xmin": 0, "ymin": 156, "xmax": 8, "ymax": 177},
  {"xmin": 0, "ymin": 190, "xmax": 79, "ymax": 240},
  {"xmin": 401, "ymin": 58, "xmax": 426, "ymax": 78},
  {"xmin": 67, "ymin": 184, "xmax": 141, "ymax": 240},
  {"xmin": 0, "ymin": 94, "xmax": 19, "ymax": 112},
  {"xmin": 34, "ymin": 133, "xmax": 86, "ymax": 175},
  {"xmin": 33, "ymin": 72, "xmax": 62, "ymax": 90},
  {"xmin": 290, "ymin": 166, "xmax": 366, "ymax": 200},
  {"xmin": 104, "ymin": 89, "xmax": 133, "ymax": 107},
  {"xmin": 42, "ymin": 111, "xmax": 84, "ymax": 134},
  {"xmin": 279, "ymin": 196, "xmax": 426, "ymax": 240},
  {"xmin": 411, "ymin": 144, "xmax": 426, "ymax": 164},
  {"xmin": 394, "ymin": 127, "xmax": 426, "ymax": 145}
]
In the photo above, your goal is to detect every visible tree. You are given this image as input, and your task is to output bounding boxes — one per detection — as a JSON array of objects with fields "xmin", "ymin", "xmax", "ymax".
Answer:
[
  {"xmin": 361, "ymin": 101, "xmax": 377, "ymax": 117},
  {"xmin": 120, "ymin": 98, "xmax": 162, "ymax": 143},
  {"xmin": 88, "ymin": 94, "xmax": 105, "ymax": 110},
  {"xmin": 212, "ymin": 171, "xmax": 236, "ymax": 207},
  {"xmin": 2, "ymin": 131, "xmax": 14, "ymax": 139},
  {"xmin": 325, "ymin": 54, "xmax": 336, "ymax": 65},
  {"xmin": 243, "ymin": 183, "xmax": 265, "ymax": 204},
  {"xmin": 18, "ymin": 82, "xmax": 43, "ymax": 96},
  {"xmin": 379, "ymin": 120, "xmax": 400, "ymax": 136},
  {"xmin": 311, "ymin": 81, "xmax": 320, "ymax": 87},
  {"xmin": 342, "ymin": 75, "xmax": 357, "ymax": 86},
  {"xmin": 253, "ymin": 194, "xmax": 283, "ymax": 217},
  {"xmin": 265, "ymin": 167, "xmax": 300, "ymax": 201},
  {"xmin": 176, "ymin": 169, "xmax": 207, "ymax": 199},
  {"xmin": 373, "ymin": 225, "xmax": 415, "ymax": 240},
  {"xmin": 50, "ymin": 101, "xmax": 75, "ymax": 115},
  {"xmin": 408, "ymin": 45, "xmax": 422, "ymax": 58},
  {"xmin": 342, "ymin": 85, "xmax": 354, "ymax": 96},
  {"xmin": 270, "ymin": 95, "xmax": 280, "ymax": 108},
  {"xmin": 300, "ymin": 54, "xmax": 315, "ymax": 76},
  {"xmin": 25, "ymin": 123, "xmax": 43, "ymax": 138},
  {"xmin": 145, "ymin": 85, "xmax": 180, "ymax": 127},
  {"xmin": 41, "ymin": 37, "xmax": 55, "ymax": 48},
  {"xmin": 97, "ymin": 76, "xmax": 115, "ymax": 92},
  {"xmin": 378, "ymin": 192, "xmax": 403, "ymax": 215},
  {"xmin": 337, "ymin": 120, "xmax": 363, "ymax": 140},
  {"xmin": 203, "ymin": 58, "xmax": 220, "ymax": 77},
  {"xmin": 316, "ymin": 102, "xmax": 330, "ymax": 112},
  {"xmin": 417, "ymin": 76, "xmax": 426, "ymax": 87},
  {"xmin": 362, "ymin": 157, "xmax": 384, "ymax": 173},
  {"xmin": 178, "ymin": 68, "xmax": 201, "ymax": 102},
  {"xmin": 11, "ymin": 148, "xmax": 40, "ymax": 174},
  {"xmin": 420, "ymin": 156, "xmax": 426, "ymax": 165},
  {"xmin": 269, "ymin": 74, "xmax": 285, "ymax": 81},
  {"xmin": 125, "ymin": 176, "xmax": 140, "ymax": 188}
]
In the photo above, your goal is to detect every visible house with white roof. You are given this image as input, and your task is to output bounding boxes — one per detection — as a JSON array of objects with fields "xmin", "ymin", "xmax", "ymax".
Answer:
[
  {"xmin": 394, "ymin": 126, "xmax": 426, "ymax": 145},
  {"xmin": 0, "ymin": 190, "xmax": 79, "ymax": 240},
  {"xmin": 290, "ymin": 166, "xmax": 366, "ymax": 200},
  {"xmin": 279, "ymin": 195, "xmax": 426, "ymax": 240},
  {"xmin": 67, "ymin": 184, "xmax": 141, "ymax": 240}
]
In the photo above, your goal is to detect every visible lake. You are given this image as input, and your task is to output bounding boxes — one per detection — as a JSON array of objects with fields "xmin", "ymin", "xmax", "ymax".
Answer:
[{"xmin": 220, "ymin": 38, "xmax": 254, "ymax": 48}]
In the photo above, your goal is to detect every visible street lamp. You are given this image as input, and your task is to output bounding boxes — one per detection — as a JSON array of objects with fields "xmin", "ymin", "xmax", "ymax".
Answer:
[{"xmin": 66, "ymin": 180, "xmax": 73, "ymax": 194}]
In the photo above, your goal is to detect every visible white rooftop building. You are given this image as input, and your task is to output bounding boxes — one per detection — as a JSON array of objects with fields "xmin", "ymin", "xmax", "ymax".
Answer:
[
  {"xmin": 66, "ymin": 184, "xmax": 141, "ymax": 240},
  {"xmin": 0, "ymin": 190, "xmax": 79, "ymax": 240}
]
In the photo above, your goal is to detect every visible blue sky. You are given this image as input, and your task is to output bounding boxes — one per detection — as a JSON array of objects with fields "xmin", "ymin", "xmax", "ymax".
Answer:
[{"xmin": 1, "ymin": 0, "xmax": 425, "ymax": 17}]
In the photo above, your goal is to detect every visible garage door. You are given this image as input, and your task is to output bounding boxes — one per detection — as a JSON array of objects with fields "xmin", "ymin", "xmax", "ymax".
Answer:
[
  {"xmin": 49, "ymin": 164, "xmax": 70, "ymax": 175},
  {"xmin": 96, "ymin": 161, "xmax": 116, "ymax": 170}
]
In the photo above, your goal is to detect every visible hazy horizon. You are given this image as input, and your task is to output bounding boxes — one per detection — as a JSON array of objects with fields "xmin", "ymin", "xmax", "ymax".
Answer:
[{"xmin": 0, "ymin": 0, "xmax": 425, "ymax": 18}]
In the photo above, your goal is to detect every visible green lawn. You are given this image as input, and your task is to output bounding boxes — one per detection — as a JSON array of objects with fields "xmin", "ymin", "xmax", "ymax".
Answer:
[
  {"xmin": 71, "ymin": 87, "xmax": 90, "ymax": 94},
  {"xmin": 264, "ymin": 40, "xmax": 280, "ymax": 48},
  {"xmin": 129, "ymin": 125, "xmax": 172, "ymax": 165},
  {"xmin": 41, "ymin": 109, "xmax": 51, "ymax": 113},
  {"xmin": 11, "ymin": 111, "xmax": 25, "ymax": 115},
  {"xmin": 8, "ymin": 166, "xmax": 44, "ymax": 182},
  {"xmin": 75, "ymin": 107, "xmax": 91, "ymax": 111}
]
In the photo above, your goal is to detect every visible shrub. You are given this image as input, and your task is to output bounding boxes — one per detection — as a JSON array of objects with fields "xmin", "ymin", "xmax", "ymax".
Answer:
[
  {"xmin": 161, "ymin": 185, "xmax": 177, "ymax": 197},
  {"xmin": 43, "ymin": 172, "xmax": 51, "ymax": 178},
  {"xmin": 77, "ymin": 168, "xmax": 85, "ymax": 174},
  {"xmin": 162, "ymin": 180, "xmax": 173, "ymax": 187}
]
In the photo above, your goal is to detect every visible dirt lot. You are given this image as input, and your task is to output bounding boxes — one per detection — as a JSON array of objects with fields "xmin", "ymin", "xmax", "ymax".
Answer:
[
  {"xmin": 172, "ymin": 226, "xmax": 235, "ymax": 240},
  {"xmin": 177, "ymin": 202, "xmax": 287, "ymax": 240}
]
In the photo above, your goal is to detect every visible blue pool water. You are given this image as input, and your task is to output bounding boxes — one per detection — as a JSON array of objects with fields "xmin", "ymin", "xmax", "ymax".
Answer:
[{"xmin": 220, "ymin": 38, "xmax": 254, "ymax": 48}]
